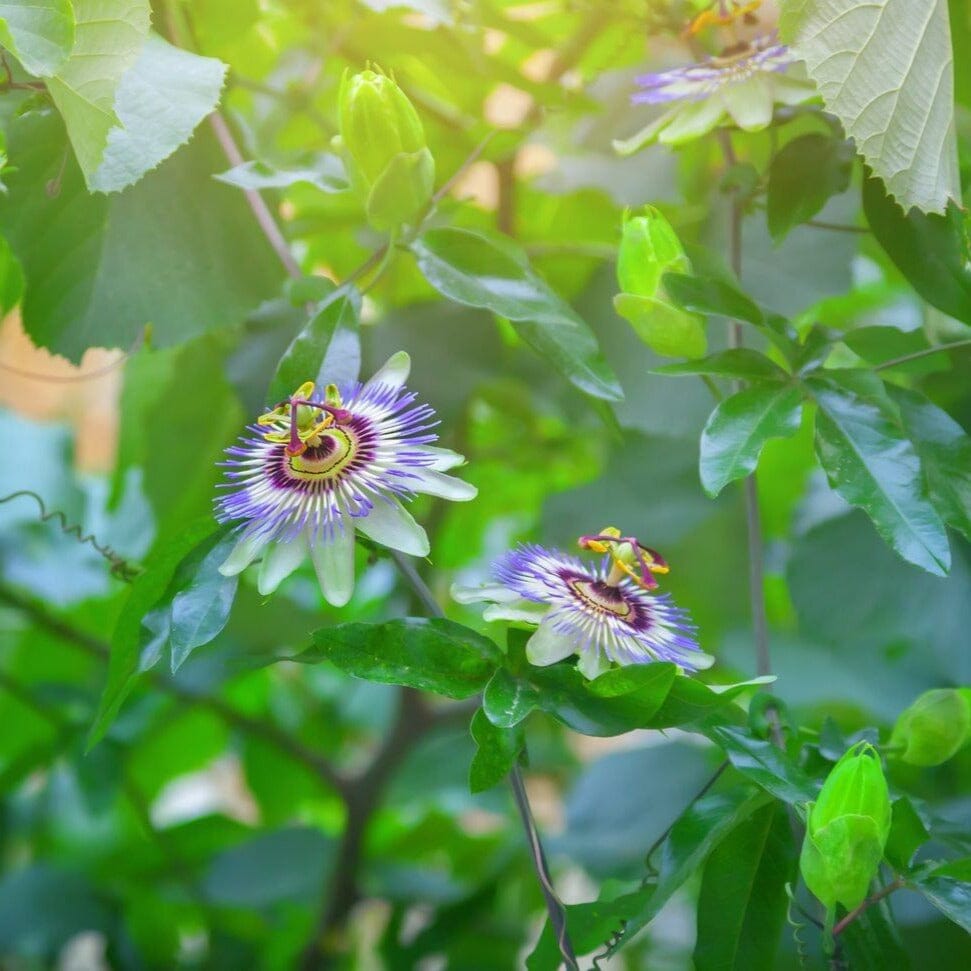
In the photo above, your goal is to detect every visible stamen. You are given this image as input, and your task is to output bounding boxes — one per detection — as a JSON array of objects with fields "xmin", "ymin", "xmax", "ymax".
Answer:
[
  {"xmin": 260, "ymin": 382, "xmax": 353, "ymax": 452},
  {"xmin": 578, "ymin": 526, "xmax": 670, "ymax": 591}
]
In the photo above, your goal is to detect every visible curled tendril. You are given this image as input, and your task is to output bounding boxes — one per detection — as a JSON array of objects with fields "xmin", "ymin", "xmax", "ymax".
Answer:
[
  {"xmin": 0, "ymin": 490, "xmax": 141, "ymax": 582},
  {"xmin": 785, "ymin": 883, "xmax": 821, "ymax": 968}
]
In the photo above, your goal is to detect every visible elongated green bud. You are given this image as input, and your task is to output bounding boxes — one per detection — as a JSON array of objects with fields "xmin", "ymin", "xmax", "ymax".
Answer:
[
  {"xmin": 616, "ymin": 206, "xmax": 690, "ymax": 298},
  {"xmin": 614, "ymin": 207, "xmax": 705, "ymax": 358},
  {"xmin": 799, "ymin": 742, "xmax": 892, "ymax": 910},
  {"xmin": 339, "ymin": 69, "xmax": 427, "ymax": 185},
  {"xmin": 890, "ymin": 688, "xmax": 971, "ymax": 767},
  {"xmin": 338, "ymin": 68, "xmax": 434, "ymax": 232}
]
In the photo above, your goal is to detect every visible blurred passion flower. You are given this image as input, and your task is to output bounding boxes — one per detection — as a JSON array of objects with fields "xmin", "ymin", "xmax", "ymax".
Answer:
[
  {"xmin": 615, "ymin": 34, "xmax": 816, "ymax": 154},
  {"xmin": 452, "ymin": 527, "xmax": 711, "ymax": 679},
  {"xmin": 215, "ymin": 352, "xmax": 475, "ymax": 604}
]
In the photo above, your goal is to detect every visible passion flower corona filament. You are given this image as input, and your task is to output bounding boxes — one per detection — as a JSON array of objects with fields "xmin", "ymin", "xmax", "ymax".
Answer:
[
  {"xmin": 215, "ymin": 352, "xmax": 476, "ymax": 604},
  {"xmin": 452, "ymin": 527, "xmax": 710, "ymax": 679}
]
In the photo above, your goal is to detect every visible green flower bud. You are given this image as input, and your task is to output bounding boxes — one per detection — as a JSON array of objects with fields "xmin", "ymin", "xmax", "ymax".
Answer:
[
  {"xmin": 890, "ymin": 689, "xmax": 971, "ymax": 767},
  {"xmin": 338, "ymin": 68, "xmax": 434, "ymax": 231},
  {"xmin": 616, "ymin": 206, "xmax": 690, "ymax": 299},
  {"xmin": 799, "ymin": 743, "xmax": 892, "ymax": 910},
  {"xmin": 339, "ymin": 69, "xmax": 427, "ymax": 187}
]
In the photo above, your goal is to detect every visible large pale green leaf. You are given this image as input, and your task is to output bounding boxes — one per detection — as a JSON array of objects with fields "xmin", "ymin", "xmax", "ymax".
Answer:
[
  {"xmin": 694, "ymin": 803, "xmax": 796, "ymax": 971},
  {"xmin": 411, "ymin": 227, "xmax": 623, "ymax": 401},
  {"xmin": 810, "ymin": 377, "xmax": 951, "ymax": 576},
  {"xmin": 89, "ymin": 34, "xmax": 227, "ymax": 193},
  {"xmin": 45, "ymin": 0, "xmax": 151, "ymax": 180},
  {"xmin": 780, "ymin": 0, "xmax": 960, "ymax": 213},
  {"xmin": 0, "ymin": 112, "xmax": 283, "ymax": 361},
  {"xmin": 699, "ymin": 384, "xmax": 804, "ymax": 497},
  {"xmin": 0, "ymin": 0, "xmax": 74, "ymax": 76}
]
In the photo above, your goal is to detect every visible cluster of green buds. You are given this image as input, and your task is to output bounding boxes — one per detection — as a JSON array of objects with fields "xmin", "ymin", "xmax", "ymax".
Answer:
[
  {"xmin": 337, "ymin": 67, "xmax": 435, "ymax": 235},
  {"xmin": 613, "ymin": 207, "xmax": 706, "ymax": 358},
  {"xmin": 890, "ymin": 688, "xmax": 971, "ymax": 767},
  {"xmin": 799, "ymin": 742, "xmax": 892, "ymax": 912}
]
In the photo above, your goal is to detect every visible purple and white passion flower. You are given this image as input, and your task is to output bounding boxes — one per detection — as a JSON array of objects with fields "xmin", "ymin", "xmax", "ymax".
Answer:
[
  {"xmin": 215, "ymin": 352, "xmax": 476, "ymax": 605},
  {"xmin": 453, "ymin": 528, "xmax": 711, "ymax": 679}
]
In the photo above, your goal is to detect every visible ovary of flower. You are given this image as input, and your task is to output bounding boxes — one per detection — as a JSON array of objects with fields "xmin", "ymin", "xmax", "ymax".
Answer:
[{"xmin": 215, "ymin": 352, "xmax": 477, "ymax": 605}]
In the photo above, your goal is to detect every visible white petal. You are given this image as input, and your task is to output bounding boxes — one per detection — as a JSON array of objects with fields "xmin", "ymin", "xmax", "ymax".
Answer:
[
  {"xmin": 257, "ymin": 534, "xmax": 308, "ymax": 595},
  {"xmin": 219, "ymin": 532, "xmax": 269, "ymax": 577},
  {"xmin": 365, "ymin": 350, "xmax": 411, "ymax": 390},
  {"xmin": 356, "ymin": 498, "xmax": 429, "ymax": 556},
  {"xmin": 525, "ymin": 618, "xmax": 576, "ymax": 667},
  {"xmin": 309, "ymin": 526, "xmax": 356, "ymax": 607},
  {"xmin": 417, "ymin": 446, "xmax": 467, "ymax": 471},
  {"xmin": 484, "ymin": 601, "xmax": 548, "ymax": 623},
  {"xmin": 408, "ymin": 467, "xmax": 477, "ymax": 501},
  {"xmin": 577, "ymin": 650, "xmax": 611, "ymax": 681},
  {"xmin": 450, "ymin": 581, "xmax": 521, "ymax": 605}
]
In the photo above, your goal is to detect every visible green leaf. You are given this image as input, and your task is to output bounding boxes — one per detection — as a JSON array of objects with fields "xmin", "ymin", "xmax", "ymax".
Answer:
[
  {"xmin": 884, "ymin": 797, "xmax": 930, "ymax": 872},
  {"xmin": 168, "ymin": 530, "xmax": 239, "ymax": 673},
  {"xmin": 45, "ymin": 0, "xmax": 151, "ymax": 181},
  {"xmin": 694, "ymin": 802, "xmax": 796, "ymax": 971},
  {"xmin": 767, "ymin": 133, "xmax": 855, "ymax": 240},
  {"xmin": 526, "ymin": 888, "xmax": 652, "ymax": 970},
  {"xmin": 0, "ymin": 112, "xmax": 283, "ymax": 361},
  {"xmin": 890, "ymin": 386, "xmax": 971, "ymax": 542},
  {"xmin": 411, "ymin": 227, "xmax": 623, "ymax": 401},
  {"xmin": 913, "ymin": 858, "xmax": 971, "ymax": 932},
  {"xmin": 663, "ymin": 272, "xmax": 764, "ymax": 325},
  {"xmin": 862, "ymin": 174, "xmax": 971, "ymax": 324},
  {"xmin": 612, "ymin": 293, "xmax": 707, "ymax": 359},
  {"xmin": 482, "ymin": 667, "xmax": 541, "ymax": 728},
  {"xmin": 484, "ymin": 663, "xmax": 677, "ymax": 737},
  {"xmin": 468, "ymin": 708, "xmax": 522, "ymax": 794},
  {"xmin": 302, "ymin": 618, "xmax": 501, "ymax": 700},
  {"xmin": 0, "ymin": 0, "xmax": 74, "ymax": 76},
  {"xmin": 89, "ymin": 516, "xmax": 218, "ymax": 747},
  {"xmin": 781, "ymin": 0, "xmax": 959, "ymax": 213},
  {"xmin": 214, "ymin": 154, "xmax": 348, "ymax": 193},
  {"xmin": 88, "ymin": 34, "xmax": 227, "ymax": 193},
  {"xmin": 616, "ymin": 787, "xmax": 771, "ymax": 946},
  {"xmin": 645, "ymin": 676, "xmax": 776, "ymax": 730},
  {"xmin": 810, "ymin": 377, "xmax": 951, "ymax": 576},
  {"xmin": 585, "ymin": 661, "xmax": 677, "ymax": 698},
  {"xmin": 267, "ymin": 289, "xmax": 361, "ymax": 405},
  {"xmin": 653, "ymin": 349, "xmax": 789, "ymax": 381},
  {"xmin": 0, "ymin": 233, "xmax": 24, "ymax": 316},
  {"xmin": 699, "ymin": 384, "xmax": 803, "ymax": 497},
  {"xmin": 711, "ymin": 726, "xmax": 817, "ymax": 805}
]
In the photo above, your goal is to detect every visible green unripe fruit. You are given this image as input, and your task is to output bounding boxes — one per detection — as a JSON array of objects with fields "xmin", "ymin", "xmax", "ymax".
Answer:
[
  {"xmin": 616, "ymin": 206, "xmax": 690, "ymax": 299},
  {"xmin": 890, "ymin": 688, "xmax": 971, "ymax": 767},
  {"xmin": 799, "ymin": 743, "xmax": 892, "ymax": 910}
]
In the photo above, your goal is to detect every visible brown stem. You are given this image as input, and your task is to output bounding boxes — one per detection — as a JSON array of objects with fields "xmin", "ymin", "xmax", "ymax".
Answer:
[{"xmin": 832, "ymin": 878, "xmax": 905, "ymax": 937}]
